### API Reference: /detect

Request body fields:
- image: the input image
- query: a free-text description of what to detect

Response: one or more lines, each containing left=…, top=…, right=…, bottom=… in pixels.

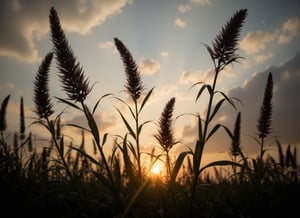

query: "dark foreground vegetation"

left=1, top=7, right=299, bottom=218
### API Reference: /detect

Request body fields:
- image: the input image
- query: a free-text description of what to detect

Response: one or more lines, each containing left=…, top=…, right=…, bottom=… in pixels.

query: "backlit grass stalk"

left=0, top=94, right=10, bottom=140
left=114, top=37, right=153, bottom=185
left=49, top=6, right=119, bottom=204
left=257, top=72, right=273, bottom=160
left=154, top=97, right=178, bottom=181
left=189, top=8, right=248, bottom=209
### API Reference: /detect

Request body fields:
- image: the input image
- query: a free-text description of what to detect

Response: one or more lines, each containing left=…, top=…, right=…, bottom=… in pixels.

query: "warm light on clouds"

left=254, top=52, right=274, bottom=63
left=279, top=18, right=300, bottom=44
left=178, top=4, right=191, bottom=13
left=174, top=18, right=186, bottom=28
left=160, top=52, right=169, bottom=57
left=138, top=58, right=160, bottom=75
left=180, top=69, right=214, bottom=84
left=240, top=30, right=275, bottom=54
left=190, top=0, right=211, bottom=5
left=0, top=0, right=130, bottom=63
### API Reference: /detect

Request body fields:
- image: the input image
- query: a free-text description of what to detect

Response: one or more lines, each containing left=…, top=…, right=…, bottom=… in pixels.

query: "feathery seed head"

left=257, top=72, right=273, bottom=139
left=49, top=7, right=91, bottom=102
left=155, top=97, right=176, bottom=151
left=212, top=9, right=248, bottom=67
left=114, top=37, right=144, bottom=99
left=231, top=112, right=241, bottom=157
left=33, top=52, right=54, bottom=119
left=0, top=94, right=10, bottom=131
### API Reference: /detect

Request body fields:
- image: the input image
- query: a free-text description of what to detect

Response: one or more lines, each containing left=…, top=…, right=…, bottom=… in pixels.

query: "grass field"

left=1, top=7, right=299, bottom=218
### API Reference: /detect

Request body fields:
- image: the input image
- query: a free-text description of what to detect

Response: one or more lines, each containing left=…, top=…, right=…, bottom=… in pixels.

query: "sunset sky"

left=1, top=0, right=300, bottom=167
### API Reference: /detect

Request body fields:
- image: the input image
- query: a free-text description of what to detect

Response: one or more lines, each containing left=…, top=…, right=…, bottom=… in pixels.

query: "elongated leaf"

left=202, top=43, right=216, bottom=65
left=127, top=140, right=138, bottom=161
left=137, top=120, right=152, bottom=136
left=115, top=107, right=136, bottom=140
left=114, top=97, right=136, bottom=120
left=122, top=134, right=135, bottom=181
left=197, top=113, right=203, bottom=141
left=102, top=132, right=109, bottom=146
left=206, top=124, right=221, bottom=142
left=64, top=123, right=90, bottom=133
left=48, top=120, right=56, bottom=136
left=194, top=139, right=204, bottom=173
left=139, top=87, right=154, bottom=113
left=59, top=136, right=64, bottom=155
left=169, top=151, right=191, bottom=187
left=199, top=160, right=243, bottom=174
left=195, top=84, right=207, bottom=102
left=222, top=124, right=233, bottom=141
left=71, top=146, right=100, bottom=166
left=189, top=81, right=204, bottom=91
left=83, top=104, right=100, bottom=145
left=92, top=93, right=113, bottom=115
left=55, top=96, right=82, bottom=111
left=209, top=98, right=225, bottom=122
left=215, top=91, right=241, bottom=110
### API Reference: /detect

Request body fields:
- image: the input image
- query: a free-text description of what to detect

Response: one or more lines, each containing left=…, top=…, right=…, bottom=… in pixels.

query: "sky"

left=1, top=0, right=300, bottom=169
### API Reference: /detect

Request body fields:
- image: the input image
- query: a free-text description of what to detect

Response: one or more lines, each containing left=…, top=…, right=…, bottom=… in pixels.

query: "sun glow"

left=151, top=166, right=161, bottom=175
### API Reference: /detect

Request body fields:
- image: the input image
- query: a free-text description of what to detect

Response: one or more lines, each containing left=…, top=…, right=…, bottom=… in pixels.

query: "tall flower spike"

left=231, top=111, right=241, bottom=157
left=114, top=37, right=144, bottom=99
left=20, top=96, right=25, bottom=140
left=0, top=94, right=10, bottom=131
left=33, top=52, right=54, bottom=119
left=154, top=97, right=176, bottom=152
left=257, top=72, right=273, bottom=139
left=49, top=7, right=91, bottom=102
left=212, top=9, right=248, bottom=67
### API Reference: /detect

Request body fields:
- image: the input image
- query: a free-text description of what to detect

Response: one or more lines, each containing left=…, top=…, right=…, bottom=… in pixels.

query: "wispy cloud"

left=174, top=18, right=186, bottom=28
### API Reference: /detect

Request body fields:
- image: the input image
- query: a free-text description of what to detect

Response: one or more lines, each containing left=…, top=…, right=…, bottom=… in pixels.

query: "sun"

left=151, top=166, right=161, bottom=175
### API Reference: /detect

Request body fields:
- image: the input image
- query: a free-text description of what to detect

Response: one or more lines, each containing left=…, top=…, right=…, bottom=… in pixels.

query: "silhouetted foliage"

left=114, top=37, right=144, bottom=99
left=33, top=52, right=54, bottom=119
left=257, top=72, right=273, bottom=139
left=49, top=7, right=92, bottom=103
left=0, top=94, right=10, bottom=132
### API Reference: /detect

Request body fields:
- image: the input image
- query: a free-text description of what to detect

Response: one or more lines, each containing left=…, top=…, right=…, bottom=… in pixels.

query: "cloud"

left=99, top=40, right=114, bottom=49
left=224, top=52, right=300, bottom=150
left=190, top=0, right=211, bottom=5
left=240, top=31, right=276, bottom=54
left=160, top=52, right=169, bottom=57
left=180, top=68, right=214, bottom=84
left=254, top=53, right=274, bottom=63
left=0, top=0, right=130, bottom=63
left=174, top=18, right=186, bottom=28
left=240, top=17, right=300, bottom=55
left=138, top=58, right=160, bottom=75
left=67, top=112, right=117, bottom=134
left=178, top=4, right=191, bottom=13
left=279, top=18, right=300, bottom=44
